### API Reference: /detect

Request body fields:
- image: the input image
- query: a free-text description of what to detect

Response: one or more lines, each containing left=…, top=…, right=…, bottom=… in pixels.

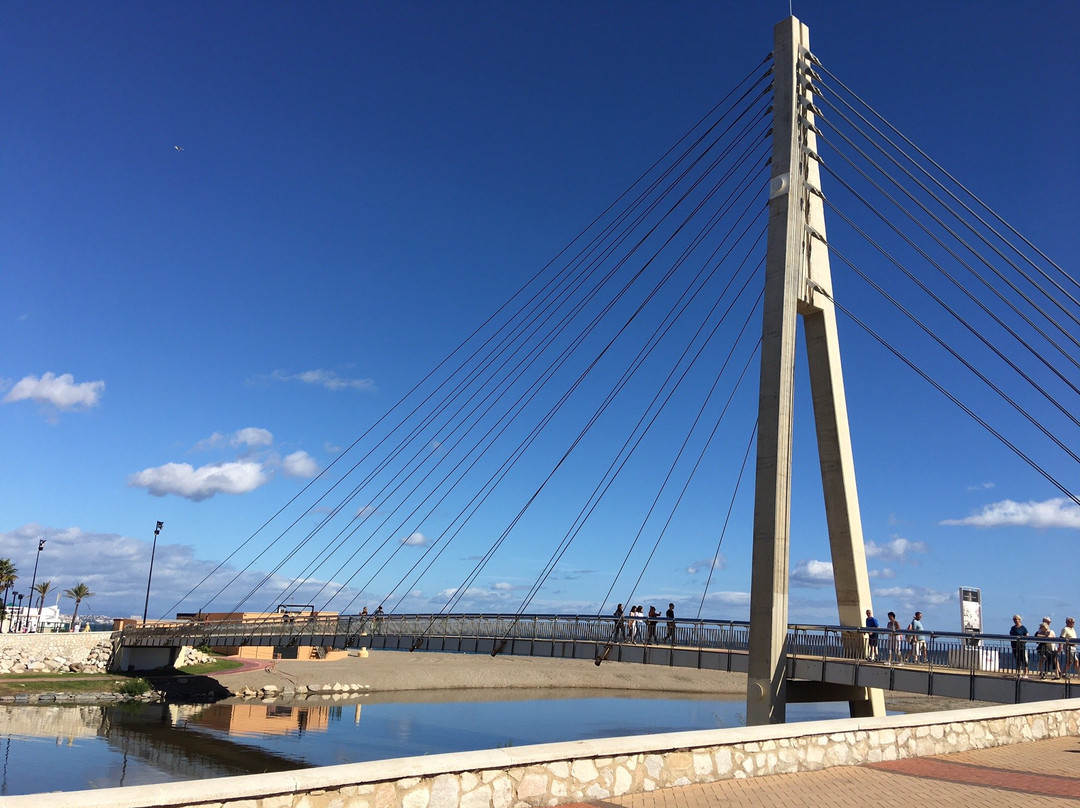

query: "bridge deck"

left=120, top=614, right=1078, bottom=705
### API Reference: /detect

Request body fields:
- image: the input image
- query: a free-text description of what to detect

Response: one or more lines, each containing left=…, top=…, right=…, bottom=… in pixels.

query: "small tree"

left=33, top=581, right=54, bottom=626
left=64, top=583, right=95, bottom=629
left=0, top=559, right=17, bottom=626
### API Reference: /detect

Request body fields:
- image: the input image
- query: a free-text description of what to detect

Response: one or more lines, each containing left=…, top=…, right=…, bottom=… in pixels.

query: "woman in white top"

left=1061, top=616, right=1079, bottom=676
left=1035, top=619, right=1059, bottom=678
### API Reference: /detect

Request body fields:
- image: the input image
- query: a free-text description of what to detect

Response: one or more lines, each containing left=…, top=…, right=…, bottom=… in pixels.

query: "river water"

left=0, top=690, right=850, bottom=795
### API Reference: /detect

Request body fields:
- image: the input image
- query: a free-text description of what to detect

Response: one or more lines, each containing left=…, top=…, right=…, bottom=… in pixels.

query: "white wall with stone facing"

left=4, top=699, right=1077, bottom=808
left=0, top=631, right=116, bottom=674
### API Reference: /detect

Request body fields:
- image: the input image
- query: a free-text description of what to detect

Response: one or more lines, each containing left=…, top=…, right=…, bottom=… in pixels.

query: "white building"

left=4, top=604, right=65, bottom=633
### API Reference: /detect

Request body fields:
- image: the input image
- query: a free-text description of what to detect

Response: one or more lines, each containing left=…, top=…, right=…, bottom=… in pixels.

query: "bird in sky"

left=173, top=145, right=184, bottom=151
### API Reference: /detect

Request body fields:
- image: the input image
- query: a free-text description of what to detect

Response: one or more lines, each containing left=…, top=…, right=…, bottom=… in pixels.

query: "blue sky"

left=1, top=1, right=1077, bottom=634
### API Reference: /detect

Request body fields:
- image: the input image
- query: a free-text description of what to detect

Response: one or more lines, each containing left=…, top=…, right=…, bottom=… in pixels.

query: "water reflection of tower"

left=297, top=709, right=308, bottom=735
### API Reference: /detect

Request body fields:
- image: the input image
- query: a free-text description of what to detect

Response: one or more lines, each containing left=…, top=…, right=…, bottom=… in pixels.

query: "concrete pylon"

left=745, top=16, right=884, bottom=725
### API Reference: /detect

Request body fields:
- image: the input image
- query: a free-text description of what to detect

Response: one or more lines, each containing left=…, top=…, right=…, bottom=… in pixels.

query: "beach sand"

left=208, top=650, right=986, bottom=713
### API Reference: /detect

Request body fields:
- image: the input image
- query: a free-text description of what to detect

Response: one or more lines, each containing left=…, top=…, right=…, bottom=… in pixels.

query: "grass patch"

left=175, top=657, right=245, bottom=675
left=0, top=674, right=123, bottom=697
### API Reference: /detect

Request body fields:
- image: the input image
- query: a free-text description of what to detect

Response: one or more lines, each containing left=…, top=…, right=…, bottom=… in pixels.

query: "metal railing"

left=788, top=623, right=1080, bottom=682
left=120, top=613, right=1078, bottom=684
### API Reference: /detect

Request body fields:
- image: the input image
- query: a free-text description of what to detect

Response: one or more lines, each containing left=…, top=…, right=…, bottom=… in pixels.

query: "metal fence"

left=787, top=623, right=1079, bottom=681
left=120, top=613, right=1078, bottom=684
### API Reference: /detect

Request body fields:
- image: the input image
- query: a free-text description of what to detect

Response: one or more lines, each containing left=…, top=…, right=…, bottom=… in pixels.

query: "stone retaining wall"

left=6, top=699, right=1077, bottom=808
left=0, top=631, right=116, bottom=674
left=0, top=632, right=215, bottom=676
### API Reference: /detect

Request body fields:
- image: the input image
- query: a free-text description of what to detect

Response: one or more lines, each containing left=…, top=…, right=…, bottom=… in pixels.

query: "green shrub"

left=116, top=677, right=151, bottom=697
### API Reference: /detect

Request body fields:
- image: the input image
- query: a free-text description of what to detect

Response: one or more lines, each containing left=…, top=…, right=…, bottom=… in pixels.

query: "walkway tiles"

left=568, top=735, right=1080, bottom=807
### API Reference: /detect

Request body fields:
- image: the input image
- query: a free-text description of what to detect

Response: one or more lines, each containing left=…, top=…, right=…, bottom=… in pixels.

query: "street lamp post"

left=14, top=594, right=23, bottom=632
left=27, top=540, right=44, bottom=633
left=142, top=521, right=164, bottom=626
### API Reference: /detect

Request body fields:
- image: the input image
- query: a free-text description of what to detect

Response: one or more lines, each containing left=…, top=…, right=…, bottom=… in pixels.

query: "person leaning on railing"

left=1061, top=617, right=1078, bottom=676
left=886, top=612, right=902, bottom=663
left=1034, top=618, right=1059, bottom=678
left=906, top=612, right=926, bottom=663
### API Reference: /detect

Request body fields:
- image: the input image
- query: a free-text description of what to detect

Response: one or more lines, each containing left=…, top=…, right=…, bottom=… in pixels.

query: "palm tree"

left=0, top=559, right=17, bottom=628
left=33, top=581, right=53, bottom=627
left=64, top=583, right=95, bottom=630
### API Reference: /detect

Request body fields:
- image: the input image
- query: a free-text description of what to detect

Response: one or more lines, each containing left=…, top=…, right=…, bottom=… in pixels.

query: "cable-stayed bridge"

left=129, top=17, right=1078, bottom=723
left=120, top=612, right=1077, bottom=705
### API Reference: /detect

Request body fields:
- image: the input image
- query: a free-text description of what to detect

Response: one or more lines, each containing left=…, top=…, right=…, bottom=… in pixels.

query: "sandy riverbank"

left=207, top=650, right=986, bottom=713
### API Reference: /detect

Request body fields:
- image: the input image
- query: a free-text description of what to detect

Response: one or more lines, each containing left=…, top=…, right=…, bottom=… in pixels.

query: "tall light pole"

left=27, top=540, right=44, bottom=633
left=142, top=521, right=164, bottom=626
left=14, top=594, right=23, bottom=632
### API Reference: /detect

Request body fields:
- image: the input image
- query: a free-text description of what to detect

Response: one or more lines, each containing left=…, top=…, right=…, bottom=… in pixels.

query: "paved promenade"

left=570, top=734, right=1080, bottom=807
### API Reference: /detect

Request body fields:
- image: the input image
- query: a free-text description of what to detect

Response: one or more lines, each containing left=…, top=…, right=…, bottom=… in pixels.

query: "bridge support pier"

left=787, top=681, right=882, bottom=716
left=746, top=15, right=883, bottom=725
left=112, top=644, right=181, bottom=673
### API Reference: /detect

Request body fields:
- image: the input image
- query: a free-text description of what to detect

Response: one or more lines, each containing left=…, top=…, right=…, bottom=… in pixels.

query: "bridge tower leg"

left=746, top=16, right=884, bottom=725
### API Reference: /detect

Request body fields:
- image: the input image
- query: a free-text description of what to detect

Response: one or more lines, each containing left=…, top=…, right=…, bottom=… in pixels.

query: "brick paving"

left=567, top=735, right=1080, bottom=807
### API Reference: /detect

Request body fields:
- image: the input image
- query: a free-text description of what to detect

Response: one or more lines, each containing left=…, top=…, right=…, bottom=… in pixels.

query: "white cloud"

left=281, top=450, right=319, bottom=479
left=194, top=427, right=274, bottom=452
left=0, top=523, right=370, bottom=619
left=401, top=532, right=428, bottom=546
left=699, top=587, right=751, bottom=604
left=493, top=582, right=512, bottom=591
left=128, top=460, right=269, bottom=501
left=868, top=568, right=896, bottom=580
left=865, top=537, right=927, bottom=562
left=436, top=585, right=495, bottom=600
left=685, top=555, right=727, bottom=575
left=233, top=427, right=274, bottom=448
left=139, top=428, right=318, bottom=499
left=550, top=568, right=594, bottom=581
left=941, top=498, right=1080, bottom=529
left=967, top=482, right=995, bottom=491
left=193, top=432, right=228, bottom=451
left=2, top=372, right=104, bottom=411
left=271, top=369, right=376, bottom=393
left=873, top=585, right=953, bottom=608
left=790, top=559, right=834, bottom=588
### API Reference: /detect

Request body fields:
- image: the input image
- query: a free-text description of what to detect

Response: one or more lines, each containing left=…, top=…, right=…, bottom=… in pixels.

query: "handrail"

left=118, top=613, right=1076, bottom=685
